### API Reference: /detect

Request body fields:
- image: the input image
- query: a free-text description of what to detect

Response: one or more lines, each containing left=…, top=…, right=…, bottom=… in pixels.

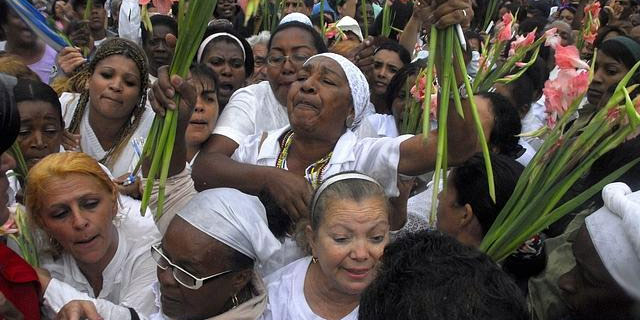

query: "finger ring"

left=462, top=9, right=467, bottom=17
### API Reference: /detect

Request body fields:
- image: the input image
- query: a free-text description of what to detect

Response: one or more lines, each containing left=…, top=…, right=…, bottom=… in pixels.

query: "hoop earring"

left=345, top=114, right=354, bottom=128
left=311, top=256, right=318, bottom=264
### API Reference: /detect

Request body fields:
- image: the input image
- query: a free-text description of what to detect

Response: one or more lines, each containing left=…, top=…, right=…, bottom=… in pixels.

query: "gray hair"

left=246, top=30, right=271, bottom=48
left=295, top=172, right=390, bottom=254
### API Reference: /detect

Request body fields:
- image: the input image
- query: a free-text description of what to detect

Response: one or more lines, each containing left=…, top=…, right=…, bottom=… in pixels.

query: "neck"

left=186, top=143, right=200, bottom=162
left=88, top=102, right=130, bottom=151
left=289, top=133, right=337, bottom=166
left=76, top=224, right=119, bottom=296
left=305, top=262, right=360, bottom=319
left=91, top=28, right=107, bottom=41
left=371, top=93, right=389, bottom=114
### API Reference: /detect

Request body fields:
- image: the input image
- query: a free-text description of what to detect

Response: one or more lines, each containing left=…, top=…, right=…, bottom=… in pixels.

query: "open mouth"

left=74, top=234, right=99, bottom=248
left=218, top=83, right=234, bottom=95
left=344, top=267, right=370, bottom=280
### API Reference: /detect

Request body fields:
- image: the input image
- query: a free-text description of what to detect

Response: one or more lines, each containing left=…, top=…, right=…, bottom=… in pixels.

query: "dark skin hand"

left=66, top=20, right=93, bottom=50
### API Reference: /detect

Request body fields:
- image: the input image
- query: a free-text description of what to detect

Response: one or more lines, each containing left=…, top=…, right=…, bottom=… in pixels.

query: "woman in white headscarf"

left=149, top=188, right=281, bottom=320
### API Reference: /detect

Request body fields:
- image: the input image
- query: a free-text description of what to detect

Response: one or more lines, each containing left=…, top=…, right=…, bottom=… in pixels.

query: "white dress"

left=261, top=257, right=359, bottom=320
left=232, top=126, right=412, bottom=197
left=41, top=201, right=161, bottom=319
left=213, top=81, right=289, bottom=145
left=59, top=92, right=155, bottom=178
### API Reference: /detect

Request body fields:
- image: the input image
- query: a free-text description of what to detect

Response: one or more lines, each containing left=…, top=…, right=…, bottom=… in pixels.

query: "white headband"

left=311, top=172, right=383, bottom=218
left=196, top=32, right=246, bottom=63
left=279, top=12, right=313, bottom=26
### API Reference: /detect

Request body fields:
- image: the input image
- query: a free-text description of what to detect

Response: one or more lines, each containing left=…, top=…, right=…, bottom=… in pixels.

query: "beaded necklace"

left=275, top=130, right=334, bottom=189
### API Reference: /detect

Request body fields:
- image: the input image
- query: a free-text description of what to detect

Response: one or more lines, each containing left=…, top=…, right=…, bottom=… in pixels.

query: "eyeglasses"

left=266, top=54, right=310, bottom=66
left=151, top=244, right=234, bottom=290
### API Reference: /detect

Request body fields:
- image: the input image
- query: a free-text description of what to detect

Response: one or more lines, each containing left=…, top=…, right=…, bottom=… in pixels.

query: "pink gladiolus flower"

left=509, top=31, right=536, bottom=56
left=515, top=62, right=527, bottom=67
left=543, top=69, right=589, bottom=128
left=584, top=2, right=601, bottom=19
left=544, top=27, right=561, bottom=49
left=410, top=75, right=427, bottom=102
left=555, top=45, right=590, bottom=70
left=429, top=93, right=438, bottom=120
left=497, top=13, right=514, bottom=42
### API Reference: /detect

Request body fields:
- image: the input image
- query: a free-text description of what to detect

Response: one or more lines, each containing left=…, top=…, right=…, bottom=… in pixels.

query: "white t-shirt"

left=59, top=92, right=155, bottom=177
left=231, top=126, right=412, bottom=197
left=41, top=201, right=160, bottom=319
left=213, top=81, right=288, bottom=145
left=261, top=257, right=359, bottom=320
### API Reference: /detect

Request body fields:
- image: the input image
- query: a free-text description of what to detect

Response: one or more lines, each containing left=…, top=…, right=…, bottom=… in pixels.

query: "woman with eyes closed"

left=196, top=28, right=254, bottom=111
left=25, top=152, right=160, bottom=319
left=59, top=38, right=155, bottom=178
left=261, top=172, right=391, bottom=320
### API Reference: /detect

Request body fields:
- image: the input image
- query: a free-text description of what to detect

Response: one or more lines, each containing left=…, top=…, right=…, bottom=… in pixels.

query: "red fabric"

left=0, top=242, right=41, bottom=320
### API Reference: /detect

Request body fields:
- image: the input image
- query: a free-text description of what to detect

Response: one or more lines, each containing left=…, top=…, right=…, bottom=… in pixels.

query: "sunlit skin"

left=87, top=54, right=141, bottom=150
left=16, top=100, right=63, bottom=169
left=37, top=174, right=118, bottom=296
left=268, top=28, right=318, bottom=107
left=369, top=49, right=404, bottom=113
left=202, top=41, right=246, bottom=108
left=587, top=51, right=630, bottom=106
left=305, top=197, right=390, bottom=318
left=143, top=24, right=175, bottom=77
left=185, top=76, right=219, bottom=161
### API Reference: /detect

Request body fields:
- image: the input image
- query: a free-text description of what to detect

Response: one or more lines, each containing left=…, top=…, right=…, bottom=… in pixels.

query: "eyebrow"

left=201, top=89, right=217, bottom=95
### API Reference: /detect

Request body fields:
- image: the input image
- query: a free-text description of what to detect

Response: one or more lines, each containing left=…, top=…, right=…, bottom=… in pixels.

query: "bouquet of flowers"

left=577, top=2, right=601, bottom=51
left=480, top=51, right=640, bottom=262
left=140, top=0, right=218, bottom=219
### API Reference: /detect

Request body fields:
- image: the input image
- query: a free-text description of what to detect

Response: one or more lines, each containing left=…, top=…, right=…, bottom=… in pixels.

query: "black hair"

left=506, top=58, right=548, bottom=116
left=258, top=191, right=292, bottom=238
left=518, top=17, right=548, bottom=37
left=141, top=14, right=178, bottom=46
left=200, top=26, right=255, bottom=78
left=477, top=91, right=523, bottom=158
left=71, top=0, right=106, bottom=12
left=0, top=74, right=19, bottom=154
left=385, top=58, right=427, bottom=111
left=358, top=230, right=529, bottom=320
left=465, top=30, right=482, bottom=44
left=370, top=1, right=413, bottom=40
left=189, top=63, right=220, bottom=113
left=594, top=25, right=629, bottom=49
left=303, top=0, right=314, bottom=8
left=558, top=5, right=577, bottom=15
left=268, top=21, right=328, bottom=54
left=376, top=40, right=411, bottom=66
left=13, top=79, right=63, bottom=125
left=0, top=0, right=8, bottom=25
left=451, top=153, right=524, bottom=236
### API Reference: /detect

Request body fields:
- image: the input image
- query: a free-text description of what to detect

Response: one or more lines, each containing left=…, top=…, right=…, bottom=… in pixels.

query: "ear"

left=459, top=204, right=475, bottom=228
left=305, top=225, right=316, bottom=256
left=231, top=269, right=253, bottom=293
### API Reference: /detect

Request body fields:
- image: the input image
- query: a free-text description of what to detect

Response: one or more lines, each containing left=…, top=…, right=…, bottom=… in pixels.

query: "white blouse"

left=231, top=126, right=412, bottom=197
left=213, top=81, right=289, bottom=146
left=59, top=92, right=155, bottom=178
left=41, top=200, right=161, bottom=319
left=261, top=257, right=359, bottom=320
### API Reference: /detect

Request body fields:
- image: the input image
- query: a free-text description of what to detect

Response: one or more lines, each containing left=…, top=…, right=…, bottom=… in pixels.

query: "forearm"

left=191, top=151, right=272, bottom=194
left=399, top=15, right=421, bottom=54
left=342, top=0, right=357, bottom=18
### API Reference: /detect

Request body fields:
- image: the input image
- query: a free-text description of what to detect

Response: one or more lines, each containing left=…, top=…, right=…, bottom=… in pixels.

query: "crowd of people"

left=1, top=0, right=640, bottom=319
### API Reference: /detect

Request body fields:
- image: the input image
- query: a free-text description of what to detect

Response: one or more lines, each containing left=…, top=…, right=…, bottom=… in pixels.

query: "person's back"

left=359, top=230, right=529, bottom=320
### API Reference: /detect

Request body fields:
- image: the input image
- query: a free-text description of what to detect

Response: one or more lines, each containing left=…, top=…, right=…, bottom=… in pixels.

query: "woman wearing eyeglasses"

left=24, top=152, right=160, bottom=319
left=149, top=188, right=281, bottom=320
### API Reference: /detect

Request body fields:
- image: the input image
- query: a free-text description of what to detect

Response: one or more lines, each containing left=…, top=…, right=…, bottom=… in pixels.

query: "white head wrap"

left=335, top=16, right=363, bottom=42
left=176, top=188, right=282, bottom=272
left=279, top=12, right=313, bottom=26
left=197, top=32, right=246, bottom=63
left=305, top=53, right=373, bottom=128
left=585, top=182, right=640, bottom=300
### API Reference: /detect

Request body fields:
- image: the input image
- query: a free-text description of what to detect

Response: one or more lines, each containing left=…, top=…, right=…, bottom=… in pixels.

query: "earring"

left=345, top=114, right=355, bottom=128
left=311, top=256, right=318, bottom=264
left=231, top=294, right=239, bottom=309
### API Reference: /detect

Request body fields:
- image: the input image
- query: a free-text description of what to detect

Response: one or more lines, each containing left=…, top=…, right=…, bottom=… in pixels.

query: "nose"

left=194, top=98, right=206, bottom=113
left=0, top=153, right=16, bottom=174
left=32, top=131, right=46, bottom=150
left=349, top=239, right=369, bottom=261
left=71, top=209, right=90, bottom=230
left=157, top=266, right=178, bottom=287
left=221, top=63, right=233, bottom=77
left=591, top=69, right=604, bottom=85
left=557, top=267, right=577, bottom=295
left=300, top=77, right=317, bottom=94
left=281, top=57, right=296, bottom=75
left=108, top=77, right=123, bottom=92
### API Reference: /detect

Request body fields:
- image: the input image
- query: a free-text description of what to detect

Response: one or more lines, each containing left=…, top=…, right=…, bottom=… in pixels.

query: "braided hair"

left=68, top=38, right=149, bottom=168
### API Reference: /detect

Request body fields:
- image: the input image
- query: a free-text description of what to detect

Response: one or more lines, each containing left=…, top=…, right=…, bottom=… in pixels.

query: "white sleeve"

left=352, top=135, right=413, bottom=197
left=230, top=133, right=264, bottom=165
left=213, top=90, right=258, bottom=145
left=44, top=279, right=151, bottom=320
